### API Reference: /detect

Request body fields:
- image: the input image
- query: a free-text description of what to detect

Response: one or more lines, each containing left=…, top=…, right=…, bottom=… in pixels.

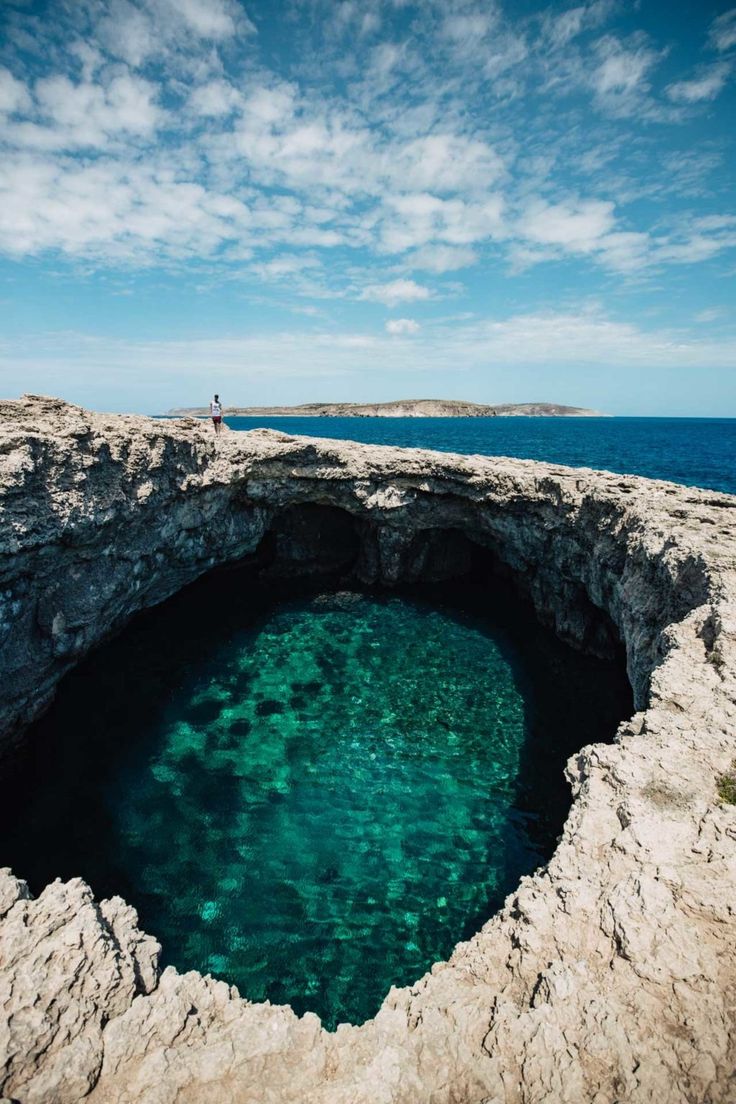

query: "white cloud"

left=462, top=310, right=736, bottom=366
left=485, top=34, right=528, bottom=83
left=694, top=308, right=725, bottom=324
left=439, top=8, right=527, bottom=91
left=542, top=2, right=613, bottom=49
left=94, top=0, right=251, bottom=67
left=543, top=6, right=586, bottom=48
left=578, top=33, right=670, bottom=120
left=243, top=83, right=296, bottom=126
left=442, top=12, right=496, bottom=45
left=521, top=198, right=615, bottom=250
left=0, top=155, right=254, bottom=259
left=163, top=0, right=241, bottom=39
left=593, top=35, right=658, bottom=97
left=406, top=244, right=478, bottom=272
left=360, top=278, right=432, bottom=305
left=0, top=0, right=733, bottom=291
left=96, top=2, right=158, bottom=67
left=326, top=1, right=382, bottom=41
left=4, top=311, right=736, bottom=411
left=596, top=230, right=650, bottom=272
left=512, top=200, right=658, bottom=273
left=692, top=214, right=736, bottom=231
left=656, top=238, right=733, bottom=265
left=652, top=215, right=736, bottom=266
left=215, top=99, right=504, bottom=207
left=709, top=9, right=736, bottom=53
left=250, top=253, right=322, bottom=280
left=363, top=40, right=404, bottom=91
left=189, top=80, right=241, bottom=117
left=386, top=318, right=420, bottom=334
left=379, top=193, right=505, bottom=253
left=40, top=73, right=161, bottom=141
left=392, top=134, right=504, bottom=194
left=666, top=64, right=731, bottom=104
left=0, top=68, right=31, bottom=115
left=0, top=73, right=163, bottom=154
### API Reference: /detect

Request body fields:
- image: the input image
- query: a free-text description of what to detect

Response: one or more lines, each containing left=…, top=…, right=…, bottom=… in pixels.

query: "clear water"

left=223, top=416, right=736, bottom=496
left=1, top=574, right=631, bottom=1029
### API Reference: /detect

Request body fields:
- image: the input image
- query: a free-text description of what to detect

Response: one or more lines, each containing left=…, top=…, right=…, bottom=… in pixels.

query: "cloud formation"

left=0, top=0, right=732, bottom=289
left=361, top=279, right=432, bottom=306
left=709, top=9, right=736, bottom=53
left=4, top=309, right=734, bottom=399
left=0, top=0, right=734, bottom=419
left=386, top=318, right=420, bottom=334
left=667, top=63, right=731, bottom=103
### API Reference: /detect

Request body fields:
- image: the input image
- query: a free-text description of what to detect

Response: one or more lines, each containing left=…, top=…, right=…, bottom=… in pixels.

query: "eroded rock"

left=0, top=396, right=735, bottom=1103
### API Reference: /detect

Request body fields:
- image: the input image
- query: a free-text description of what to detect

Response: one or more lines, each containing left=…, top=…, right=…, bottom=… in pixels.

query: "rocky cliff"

left=0, top=395, right=735, bottom=1104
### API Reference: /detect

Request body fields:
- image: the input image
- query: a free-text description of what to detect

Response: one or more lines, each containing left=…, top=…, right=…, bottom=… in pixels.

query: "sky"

left=0, top=0, right=735, bottom=415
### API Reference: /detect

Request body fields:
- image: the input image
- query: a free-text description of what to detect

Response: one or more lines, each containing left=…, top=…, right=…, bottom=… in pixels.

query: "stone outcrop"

left=0, top=394, right=734, bottom=1104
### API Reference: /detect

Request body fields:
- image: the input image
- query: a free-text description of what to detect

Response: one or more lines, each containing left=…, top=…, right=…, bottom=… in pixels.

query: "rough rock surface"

left=0, top=395, right=734, bottom=1104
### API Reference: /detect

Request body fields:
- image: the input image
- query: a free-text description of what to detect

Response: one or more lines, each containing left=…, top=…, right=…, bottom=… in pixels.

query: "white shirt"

left=210, top=401, right=222, bottom=416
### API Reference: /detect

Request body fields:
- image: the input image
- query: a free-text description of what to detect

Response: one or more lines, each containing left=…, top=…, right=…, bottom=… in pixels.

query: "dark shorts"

left=212, top=416, right=222, bottom=424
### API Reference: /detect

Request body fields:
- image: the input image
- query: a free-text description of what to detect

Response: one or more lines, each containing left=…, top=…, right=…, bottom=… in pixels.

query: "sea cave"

left=0, top=516, right=631, bottom=1029
left=1, top=400, right=733, bottom=1104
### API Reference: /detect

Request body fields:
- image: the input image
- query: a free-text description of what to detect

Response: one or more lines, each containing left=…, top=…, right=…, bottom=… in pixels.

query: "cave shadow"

left=0, top=505, right=633, bottom=1027
left=385, top=542, right=633, bottom=945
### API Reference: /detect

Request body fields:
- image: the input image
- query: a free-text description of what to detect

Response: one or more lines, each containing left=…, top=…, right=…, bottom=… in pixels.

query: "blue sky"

left=0, top=0, right=735, bottom=415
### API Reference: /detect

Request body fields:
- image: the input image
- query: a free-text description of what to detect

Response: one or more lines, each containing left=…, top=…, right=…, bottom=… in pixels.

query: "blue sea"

left=224, top=416, right=736, bottom=497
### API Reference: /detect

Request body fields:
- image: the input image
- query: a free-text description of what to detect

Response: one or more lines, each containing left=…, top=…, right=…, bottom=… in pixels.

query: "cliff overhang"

left=1, top=396, right=734, bottom=1104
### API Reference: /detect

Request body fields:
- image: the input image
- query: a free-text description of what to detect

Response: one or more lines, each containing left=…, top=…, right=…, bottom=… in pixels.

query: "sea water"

left=224, top=416, right=736, bottom=496
left=1, top=576, right=630, bottom=1029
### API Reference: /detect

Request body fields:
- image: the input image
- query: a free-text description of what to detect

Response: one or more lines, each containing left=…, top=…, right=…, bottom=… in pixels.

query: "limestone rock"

left=0, top=395, right=735, bottom=1103
left=0, top=872, right=159, bottom=1103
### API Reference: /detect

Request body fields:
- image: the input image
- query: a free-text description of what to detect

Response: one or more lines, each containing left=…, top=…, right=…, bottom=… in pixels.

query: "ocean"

left=224, top=416, right=736, bottom=496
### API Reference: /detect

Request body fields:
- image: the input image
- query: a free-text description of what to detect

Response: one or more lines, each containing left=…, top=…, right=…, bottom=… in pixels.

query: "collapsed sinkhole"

left=0, top=505, right=632, bottom=1030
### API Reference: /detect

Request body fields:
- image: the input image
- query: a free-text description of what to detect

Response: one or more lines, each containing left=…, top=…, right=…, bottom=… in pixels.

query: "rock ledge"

left=0, top=396, right=734, bottom=1104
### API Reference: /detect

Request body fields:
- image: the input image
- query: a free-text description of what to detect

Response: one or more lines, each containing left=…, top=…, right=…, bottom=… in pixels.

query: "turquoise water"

left=224, top=416, right=736, bottom=495
left=1, top=575, right=630, bottom=1028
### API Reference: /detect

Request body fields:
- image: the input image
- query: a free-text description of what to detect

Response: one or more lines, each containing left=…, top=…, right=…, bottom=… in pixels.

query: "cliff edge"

left=0, top=395, right=734, bottom=1104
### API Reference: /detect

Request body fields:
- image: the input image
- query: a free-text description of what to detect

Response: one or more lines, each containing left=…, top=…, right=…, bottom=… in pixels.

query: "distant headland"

left=169, top=399, right=607, bottom=418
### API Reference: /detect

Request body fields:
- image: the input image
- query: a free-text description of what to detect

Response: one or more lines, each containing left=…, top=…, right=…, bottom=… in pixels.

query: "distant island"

left=169, top=399, right=607, bottom=418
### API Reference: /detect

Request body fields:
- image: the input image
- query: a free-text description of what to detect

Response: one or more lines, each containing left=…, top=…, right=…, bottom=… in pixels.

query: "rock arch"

left=0, top=397, right=734, bottom=1104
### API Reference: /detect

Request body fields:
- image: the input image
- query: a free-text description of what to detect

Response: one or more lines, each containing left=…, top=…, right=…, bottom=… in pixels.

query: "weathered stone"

left=0, top=395, right=735, bottom=1103
left=0, top=872, right=160, bottom=1104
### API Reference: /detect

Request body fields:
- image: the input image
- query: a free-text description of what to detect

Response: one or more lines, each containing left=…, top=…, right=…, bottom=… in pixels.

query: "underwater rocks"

left=1, top=394, right=735, bottom=1103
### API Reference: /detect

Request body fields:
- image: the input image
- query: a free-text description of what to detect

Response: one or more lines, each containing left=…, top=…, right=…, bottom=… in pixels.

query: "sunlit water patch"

left=1, top=576, right=631, bottom=1029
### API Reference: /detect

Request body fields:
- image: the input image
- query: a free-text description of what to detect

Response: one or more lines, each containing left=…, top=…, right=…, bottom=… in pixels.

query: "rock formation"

left=0, top=394, right=734, bottom=1104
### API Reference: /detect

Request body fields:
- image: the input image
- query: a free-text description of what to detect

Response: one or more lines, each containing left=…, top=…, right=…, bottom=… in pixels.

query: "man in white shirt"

left=209, top=394, right=223, bottom=435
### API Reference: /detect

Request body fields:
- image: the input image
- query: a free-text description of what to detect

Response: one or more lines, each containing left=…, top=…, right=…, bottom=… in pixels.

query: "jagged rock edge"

left=0, top=396, right=734, bottom=1104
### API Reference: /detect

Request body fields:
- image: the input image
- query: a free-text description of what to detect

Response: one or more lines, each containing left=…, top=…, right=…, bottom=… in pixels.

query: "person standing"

left=209, top=393, right=223, bottom=435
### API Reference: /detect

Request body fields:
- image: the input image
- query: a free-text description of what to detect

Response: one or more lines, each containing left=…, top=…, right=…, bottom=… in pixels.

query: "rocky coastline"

left=1, top=395, right=734, bottom=1104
